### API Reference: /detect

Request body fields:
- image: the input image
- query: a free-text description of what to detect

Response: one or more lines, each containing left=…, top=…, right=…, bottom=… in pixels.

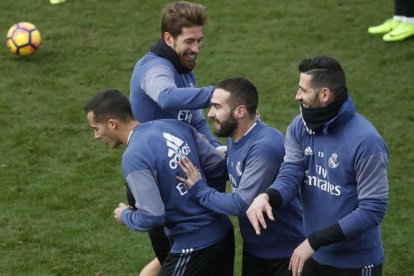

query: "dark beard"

left=179, top=55, right=196, bottom=70
left=215, top=118, right=238, bottom=137
left=150, top=38, right=192, bottom=74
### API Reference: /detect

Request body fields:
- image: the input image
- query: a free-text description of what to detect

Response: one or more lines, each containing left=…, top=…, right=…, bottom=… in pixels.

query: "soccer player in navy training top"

left=246, top=56, right=389, bottom=276
left=84, top=89, right=234, bottom=276
left=177, top=77, right=305, bottom=276
left=130, top=1, right=219, bottom=148
left=129, top=3, right=223, bottom=273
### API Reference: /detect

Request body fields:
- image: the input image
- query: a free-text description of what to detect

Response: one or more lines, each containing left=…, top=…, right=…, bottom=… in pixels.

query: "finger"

left=182, top=157, right=195, bottom=173
left=181, top=156, right=191, bottom=169
left=176, top=175, right=186, bottom=183
left=289, top=256, right=298, bottom=276
left=253, top=223, right=262, bottom=235
left=297, top=259, right=304, bottom=276
left=177, top=160, right=188, bottom=174
left=114, top=208, right=120, bottom=218
left=177, top=160, right=184, bottom=170
left=289, top=255, right=297, bottom=270
left=266, top=204, right=275, bottom=221
left=246, top=211, right=261, bottom=235
left=257, top=210, right=267, bottom=230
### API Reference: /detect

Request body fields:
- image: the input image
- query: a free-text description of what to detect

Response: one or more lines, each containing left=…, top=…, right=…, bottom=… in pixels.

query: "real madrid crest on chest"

left=236, top=161, right=243, bottom=176
left=328, top=152, right=339, bottom=169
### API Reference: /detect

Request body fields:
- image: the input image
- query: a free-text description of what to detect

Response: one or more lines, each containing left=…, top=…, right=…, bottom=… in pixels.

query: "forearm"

left=189, top=180, right=249, bottom=216
left=307, top=223, right=346, bottom=251
left=339, top=152, right=388, bottom=238
left=121, top=209, right=165, bottom=232
left=339, top=198, right=387, bottom=238
left=158, top=86, right=214, bottom=109
left=265, top=162, right=303, bottom=208
left=143, top=66, right=214, bottom=110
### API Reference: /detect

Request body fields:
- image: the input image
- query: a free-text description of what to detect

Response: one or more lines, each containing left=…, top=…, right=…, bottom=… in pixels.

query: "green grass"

left=1, top=0, right=413, bottom=275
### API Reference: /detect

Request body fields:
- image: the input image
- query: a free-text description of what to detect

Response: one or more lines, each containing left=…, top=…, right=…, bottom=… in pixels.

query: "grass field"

left=1, top=0, right=413, bottom=275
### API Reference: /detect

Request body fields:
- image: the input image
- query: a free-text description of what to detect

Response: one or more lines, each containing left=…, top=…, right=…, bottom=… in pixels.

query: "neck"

left=231, top=118, right=256, bottom=142
left=300, top=91, right=348, bottom=134
left=121, top=120, right=139, bottom=145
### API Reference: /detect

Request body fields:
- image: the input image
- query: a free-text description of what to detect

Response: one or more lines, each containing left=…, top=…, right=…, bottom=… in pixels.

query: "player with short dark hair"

left=84, top=89, right=234, bottom=276
left=177, top=77, right=305, bottom=276
left=246, top=56, right=389, bottom=276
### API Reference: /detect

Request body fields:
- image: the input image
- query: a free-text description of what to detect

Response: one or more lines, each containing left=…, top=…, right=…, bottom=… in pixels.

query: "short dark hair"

left=299, top=56, right=347, bottom=98
left=84, top=89, right=133, bottom=123
left=161, top=1, right=207, bottom=38
left=216, top=77, right=258, bottom=118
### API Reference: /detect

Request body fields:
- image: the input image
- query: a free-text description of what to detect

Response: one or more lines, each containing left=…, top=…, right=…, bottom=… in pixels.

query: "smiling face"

left=165, top=26, right=203, bottom=70
left=87, top=111, right=121, bottom=148
left=207, top=88, right=238, bottom=138
left=295, top=73, right=325, bottom=109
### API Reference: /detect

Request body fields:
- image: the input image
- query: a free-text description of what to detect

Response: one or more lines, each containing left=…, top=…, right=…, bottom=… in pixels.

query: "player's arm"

left=177, top=156, right=247, bottom=215
left=246, top=124, right=304, bottom=233
left=337, top=146, right=388, bottom=241
left=299, top=139, right=389, bottom=252
left=119, top=170, right=166, bottom=231
left=179, top=158, right=279, bottom=216
left=192, top=131, right=227, bottom=192
left=142, top=65, right=214, bottom=110
left=265, top=125, right=305, bottom=207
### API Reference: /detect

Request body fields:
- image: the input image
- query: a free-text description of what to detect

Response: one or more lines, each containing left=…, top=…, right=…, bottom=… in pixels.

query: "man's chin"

left=109, top=143, right=121, bottom=149
left=214, top=129, right=226, bottom=138
left=181, top=60, right=196, bottom=70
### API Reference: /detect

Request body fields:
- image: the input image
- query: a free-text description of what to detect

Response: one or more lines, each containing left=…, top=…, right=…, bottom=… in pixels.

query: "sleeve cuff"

left=265, top=188, right=283, bottom=209
left=307, top=223, right=346, bottom=251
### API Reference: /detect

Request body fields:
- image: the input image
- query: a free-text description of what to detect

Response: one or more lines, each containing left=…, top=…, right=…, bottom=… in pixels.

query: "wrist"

left=260, top=193, right=269, bottom=201
left=265, top=188, right=283, bottom=209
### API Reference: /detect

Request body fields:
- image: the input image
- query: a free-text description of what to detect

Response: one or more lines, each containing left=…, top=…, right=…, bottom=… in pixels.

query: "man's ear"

left=107, top=118, right=118, bottom=130
left=233, top=105, right=247, bottom=119
left=320, top=88, right=333, bottom=105
left=163, top=32, right=174, bottom=47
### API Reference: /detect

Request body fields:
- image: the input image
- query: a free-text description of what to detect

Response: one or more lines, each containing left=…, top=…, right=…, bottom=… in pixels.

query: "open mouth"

left=185, top=52, right=196, bottom=62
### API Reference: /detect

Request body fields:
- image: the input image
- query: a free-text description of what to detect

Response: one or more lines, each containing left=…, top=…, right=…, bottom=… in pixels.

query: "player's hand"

left=246, top=193, right=274, bottom=235
left=289, top=239, right=315, bottom=276
left=216, top=145, right=227, bottom=158
left=176, top=156, right=201, bottom=188
left=114, top=202, right=128, bottom=224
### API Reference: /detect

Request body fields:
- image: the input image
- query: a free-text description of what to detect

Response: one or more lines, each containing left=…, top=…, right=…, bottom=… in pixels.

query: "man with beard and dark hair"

left=130, top=1, right=219, bottom=148
left=176, top=77, right=305, bottom=276
left=129, top=2, right=225, bottom=275
left=246, top=56, right=389, bottom=276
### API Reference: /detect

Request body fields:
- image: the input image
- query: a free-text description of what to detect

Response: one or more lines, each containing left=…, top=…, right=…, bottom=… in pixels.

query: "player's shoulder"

left=255, top=121, right=284, bottom=142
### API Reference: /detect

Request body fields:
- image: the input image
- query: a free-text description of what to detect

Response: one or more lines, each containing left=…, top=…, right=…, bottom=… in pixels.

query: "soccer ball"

left=6, top=22, right=42, bottom=57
